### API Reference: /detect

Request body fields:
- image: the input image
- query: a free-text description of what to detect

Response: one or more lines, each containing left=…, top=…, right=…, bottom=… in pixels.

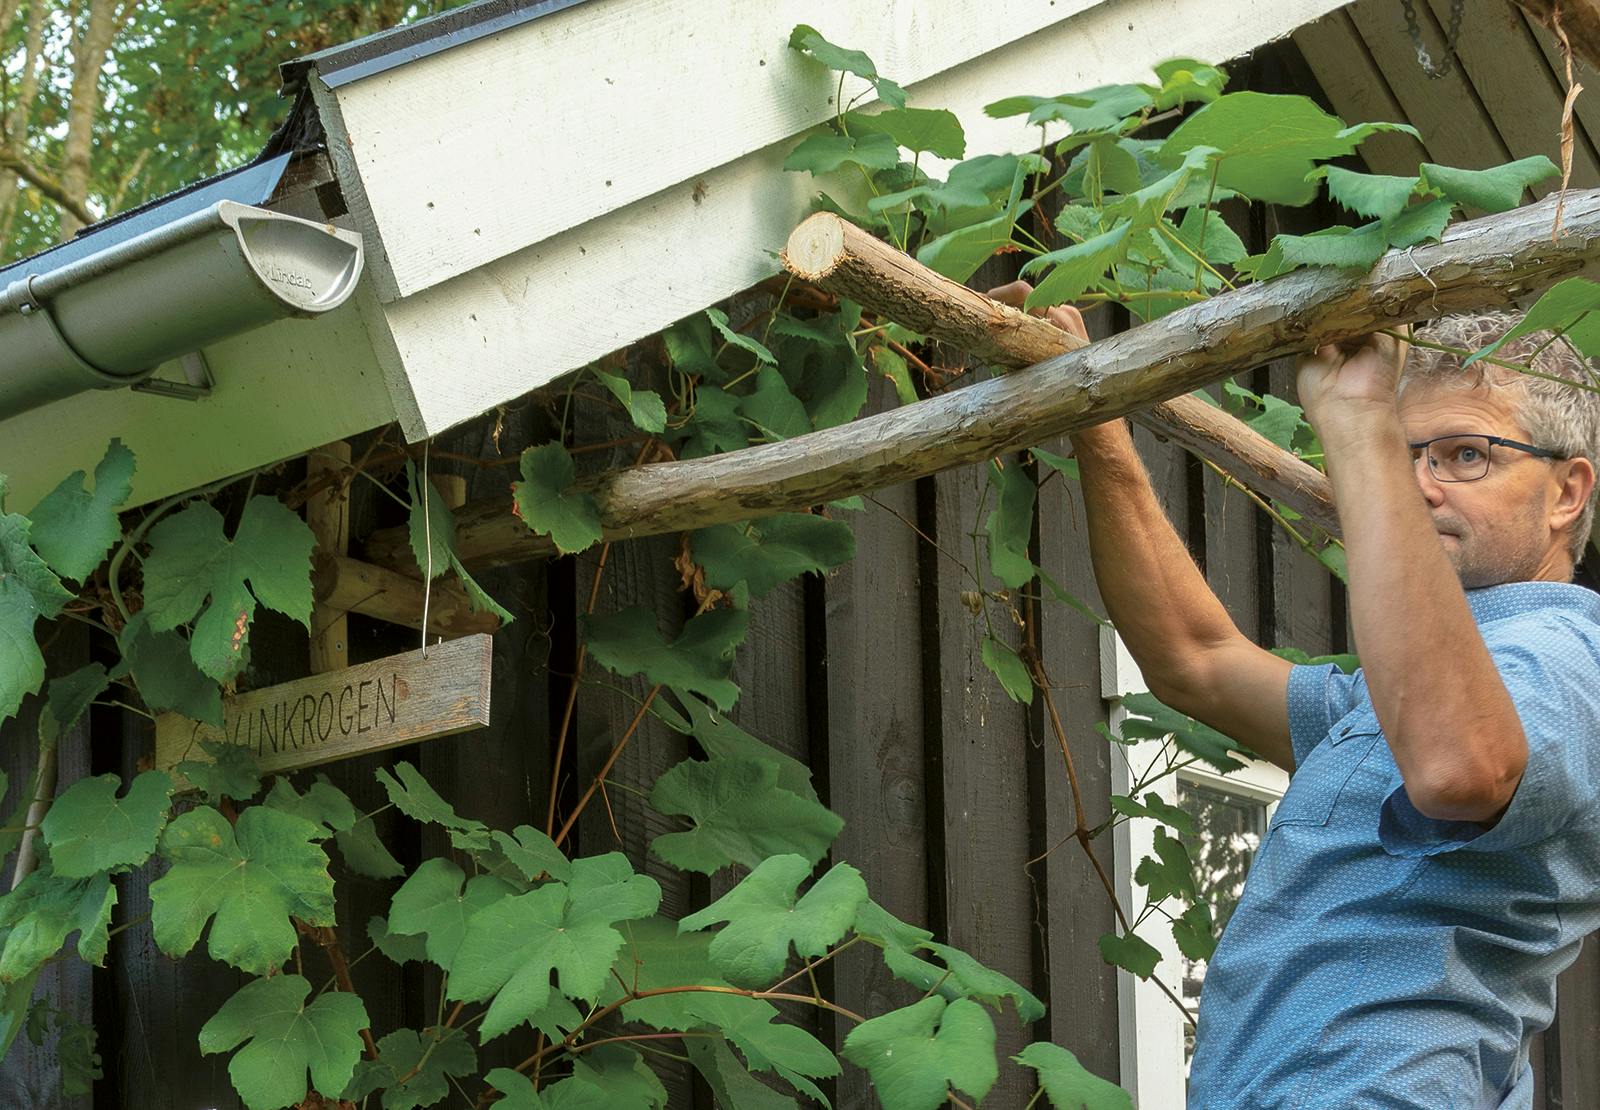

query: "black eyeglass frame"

left=1406, top=434, right=1563, bottom=483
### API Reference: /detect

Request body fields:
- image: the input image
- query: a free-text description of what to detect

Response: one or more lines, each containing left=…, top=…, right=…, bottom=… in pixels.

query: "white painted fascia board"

left=0, top=270, right=399, bottom=510
left=374, top=0, right=1348, bottom=441
left=319, top=0, right=1105, bottom=302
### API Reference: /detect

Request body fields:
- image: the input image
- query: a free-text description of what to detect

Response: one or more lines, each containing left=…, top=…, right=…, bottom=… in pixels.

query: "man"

left=991, top=287, right=1600, bottom=1108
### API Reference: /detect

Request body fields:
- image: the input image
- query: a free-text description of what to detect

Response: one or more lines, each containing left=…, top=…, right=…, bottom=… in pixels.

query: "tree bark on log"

left=781, top=211, right=1339, bottom=535
left=363, top=189, right=1600, bottom=575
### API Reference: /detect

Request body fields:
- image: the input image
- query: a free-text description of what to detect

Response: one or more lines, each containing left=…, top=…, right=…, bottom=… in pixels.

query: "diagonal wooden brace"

left=359, top=189, right=1600, bottom=574
left=780, top=211, right=1340, bottom=535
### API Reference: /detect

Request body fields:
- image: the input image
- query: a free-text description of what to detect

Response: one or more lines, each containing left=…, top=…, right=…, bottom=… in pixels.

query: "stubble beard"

left=1436, top=503, right=1550, bottom=589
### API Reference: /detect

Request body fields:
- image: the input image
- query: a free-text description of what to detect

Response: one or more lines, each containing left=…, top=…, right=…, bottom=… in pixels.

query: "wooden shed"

left=1, top=0, right=1597, bottom=1106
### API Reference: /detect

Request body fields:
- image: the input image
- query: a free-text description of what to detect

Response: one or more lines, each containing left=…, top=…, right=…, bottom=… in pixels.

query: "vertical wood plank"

left=570, top=363, right=695, bottom=1106
left=1034, top=310, right=1121, bottom=1084
left=1421, top=0, right=1600, bottom=194
left=308, top=441, right=352, bottom=675
left=822, top=383, right=930, bottom=1108
left=1293, top=11, right=1431, bottom=174
left=1553, top=937, right=1600, bottom=1106
left=1346, top=0, right=1515, bottom=179
left=929, top=449, right=1036, bottom=1105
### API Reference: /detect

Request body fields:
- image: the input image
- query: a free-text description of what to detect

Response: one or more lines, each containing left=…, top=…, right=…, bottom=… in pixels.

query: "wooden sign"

left=156, top=634, right=493, bottom=778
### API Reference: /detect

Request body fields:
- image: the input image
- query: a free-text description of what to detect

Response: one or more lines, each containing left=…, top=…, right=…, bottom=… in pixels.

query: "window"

left=1100, top=628, right=1289, bottom=1107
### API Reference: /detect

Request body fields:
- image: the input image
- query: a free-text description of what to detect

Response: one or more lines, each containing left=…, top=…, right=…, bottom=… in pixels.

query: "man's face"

left=1397, top=380, right=1570, bottom=588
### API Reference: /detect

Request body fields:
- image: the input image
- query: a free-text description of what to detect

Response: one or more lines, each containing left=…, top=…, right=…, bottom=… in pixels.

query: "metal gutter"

left=0, top=200, right=363, bottom=418
left=279, top=0, right=594, bottom=93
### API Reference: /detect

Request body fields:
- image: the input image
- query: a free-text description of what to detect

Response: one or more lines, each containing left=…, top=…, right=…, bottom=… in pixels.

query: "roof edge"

left=279, top=0, right=594, bottom=95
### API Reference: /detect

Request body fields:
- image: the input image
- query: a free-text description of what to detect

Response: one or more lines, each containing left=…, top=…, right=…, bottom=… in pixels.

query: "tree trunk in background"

left=56, top=0, right=126, bottom=240
left=0, top=0, right=50, bottom=245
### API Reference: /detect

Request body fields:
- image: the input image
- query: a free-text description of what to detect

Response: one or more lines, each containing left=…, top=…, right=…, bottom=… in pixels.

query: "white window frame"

left=1099, top=627, right=1289, bottom=1107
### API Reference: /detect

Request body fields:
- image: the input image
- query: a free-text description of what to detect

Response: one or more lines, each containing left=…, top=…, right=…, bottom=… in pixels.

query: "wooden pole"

left=361, top=188, right=1600, bottom=575
left=312, top=554, right=500, bottom=639
left=781, top=211, right=1339, bottom=534
left=307, top=441, right=351, bottom=673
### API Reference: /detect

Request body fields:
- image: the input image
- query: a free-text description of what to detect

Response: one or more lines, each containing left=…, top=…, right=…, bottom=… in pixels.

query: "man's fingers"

left=986, top=280, right=1033, bottom=309
left=1048, top=304, right=1089, bottom=341
left=986, top=281, right=1090, bottom=341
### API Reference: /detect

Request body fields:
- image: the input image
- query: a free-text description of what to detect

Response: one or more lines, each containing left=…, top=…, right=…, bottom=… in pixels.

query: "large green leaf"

left=678, top=854, right=867, bottom=986
left=1015, top=1042, right=1132, bottom=1110
left=981, top=637, right=1034, bottom=705
left=783, top=131, right=901, bottom=175
left=539, top=1045, right=668, bottom=1109
left=27, top=438, right=134, bottom=582
left=852, top=107, right=965, bottom=159
left=1160, top=93, right=1404, bottom=204
left=0, top=865, right=116, bottom=981
left=583, top=606, right=747, bottom=711
left=739, top=367, right=812, bottom=441
left=40, top=770, right=173, bottom=878
left=512, top=443, right=603, bottom=557
left=1134, top=826, right=1197, bottom=902
left=116, top=612, right=223, bottom=726
left=405, top=460, right=512, bottom=625
left=140, top=496, right=316, bottom=681
left=663, top=693, right=821, bottom=800
left=450, top=853, right=661, bottom=1040
left=679, top=386, right=748, bottom=458
left=916, top=157, right=1036, bottom=282
left=1117, top=691, right=1247, bottom=772
left=1467, top=276, right=1600, bottom=364
left=1148, top=58, right=1228, bottom=109
left=198, top=974, right=368, bottom=1110
left=343, top=1026, right=477, bottom=1110
left=0, top=507, right=73, bottom=723
left=605, top=918, right=839, bottom=1092
left=691, top=513, right=855, bottom=597
left=707, top=307, right=777, bottom=367
left=787, top=24, right=906, bottom=107
left=592, top=368, right=667, bottom=434
left=688, top=1036, right=799, bottom=1110
left=1097, top=930, right=1161, bottom=978
left=263, top=776, right=403, bottom=879
left=149, top=805, right=333, bottom=974
left=387, top=857, right=517, bottom=971
left=985, top=459, right=1036, bottom=589
left=1314, top=165, right=1420, bottom=222
left=39, top=663, right=109, bottom=748
left=1022, top=220, right=1132, bottom=308
left=177, top=739, right=262, bottom=804
left=841, top=996, right=998, bottom=1110
left=650, top=755, right=843, bottom=872
left=881, top=940, right=1044, bottom=1023
left=1420, top=155, right=1558, bottom=214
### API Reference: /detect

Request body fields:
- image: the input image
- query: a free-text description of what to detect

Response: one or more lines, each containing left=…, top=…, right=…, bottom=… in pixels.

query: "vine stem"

left=1378, top=329, right=1600, bottom=395
left=546, top=439, right=655, bottom=837
left=1020, top=627, right=1197, bottom=1030
left=295, top=921, right=380, bottom=1060
left=553, top=591, right=717, bottom=849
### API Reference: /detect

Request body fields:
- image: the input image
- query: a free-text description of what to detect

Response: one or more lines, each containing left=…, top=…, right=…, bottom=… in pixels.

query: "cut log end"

left=782, top=212, right=849, bottom=281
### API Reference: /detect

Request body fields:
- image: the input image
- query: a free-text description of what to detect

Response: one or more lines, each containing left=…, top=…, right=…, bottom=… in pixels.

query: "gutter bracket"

left=130, top=351, right=214, bottom=401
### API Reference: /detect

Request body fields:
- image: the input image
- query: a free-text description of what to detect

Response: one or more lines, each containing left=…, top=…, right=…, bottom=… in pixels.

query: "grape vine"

left=1, top=24, right=1597, bottom=1110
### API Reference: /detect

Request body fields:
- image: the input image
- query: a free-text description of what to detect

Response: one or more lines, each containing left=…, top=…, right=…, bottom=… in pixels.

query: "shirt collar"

left=1465, top=581, right=1600, bottom=626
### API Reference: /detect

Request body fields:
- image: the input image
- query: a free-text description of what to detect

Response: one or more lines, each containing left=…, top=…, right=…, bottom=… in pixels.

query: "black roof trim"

left=280, top=0, right=594, bottom=94
left=0, top=154, right=292, bottom=286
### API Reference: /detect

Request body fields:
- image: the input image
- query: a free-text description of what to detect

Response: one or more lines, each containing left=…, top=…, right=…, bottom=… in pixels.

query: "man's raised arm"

left=987, top=282, right=1294, bottom=770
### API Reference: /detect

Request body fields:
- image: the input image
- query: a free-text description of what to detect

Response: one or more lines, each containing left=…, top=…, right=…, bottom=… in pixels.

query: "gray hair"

left=1397, top=310, right=1600, bottom=565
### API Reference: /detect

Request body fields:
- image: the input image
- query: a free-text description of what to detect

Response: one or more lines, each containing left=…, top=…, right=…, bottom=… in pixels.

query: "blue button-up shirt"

left=1188, top=582, right=1600, bottom=1109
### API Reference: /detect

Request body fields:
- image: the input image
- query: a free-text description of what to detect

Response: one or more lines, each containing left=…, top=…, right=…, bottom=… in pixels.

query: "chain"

left=1401, top=0, right=1468, bottom=80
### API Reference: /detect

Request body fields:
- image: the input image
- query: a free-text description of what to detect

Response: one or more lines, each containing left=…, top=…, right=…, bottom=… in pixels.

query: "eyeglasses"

left=1407, top=434, right=1561, bottom=483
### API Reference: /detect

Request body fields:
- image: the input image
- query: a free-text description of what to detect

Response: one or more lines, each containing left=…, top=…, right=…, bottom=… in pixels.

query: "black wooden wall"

left=3, top=34, right=1599, bottom=1110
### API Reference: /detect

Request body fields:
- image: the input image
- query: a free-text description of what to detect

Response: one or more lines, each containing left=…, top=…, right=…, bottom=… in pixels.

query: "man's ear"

left=1551, top=455, right=1597, bottom=534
